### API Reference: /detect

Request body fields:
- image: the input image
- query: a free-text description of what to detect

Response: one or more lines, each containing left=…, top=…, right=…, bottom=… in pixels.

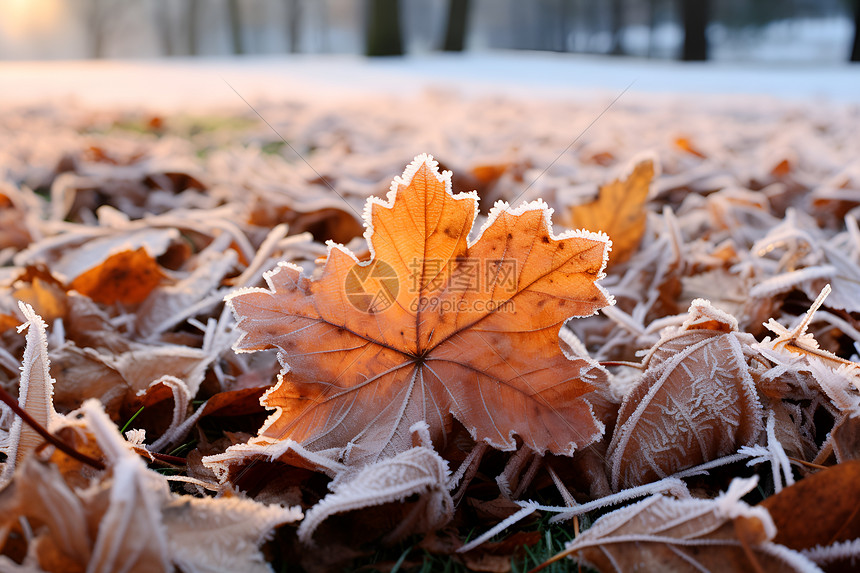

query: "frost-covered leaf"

left=2, top=77, right=860, bottom=573
left=22, top=227, right=178, bottom=284
left=0, top=399, right=300, bottom=573
left=298, top=423, right=452, bottom=545
left=79, top=400, right=173, bottom=573
left=0, top=457, right=91, bottom=569
left=110, top=343, right=213, bottom=401
left=760, top=285, right=860, bottom=377
left=801, top=539, right=860, bottom=572
left=553, top=477, right=820, bottom=573
left=607, top=299, right=762, bottom=490
left=134, top=247, right=238, bottom=338
left=750, top=212, right=860, bottom=313
left=757, top=285, right=860, bottom=426
left=216, top=154, right=613, bottom=472
left=12, top=275, right=68, bottom=325
left=163, top=496, right=302, bottom=573
left=0, top=302, right=59, bottom=486
left=49, top=338, right=213, bottom=424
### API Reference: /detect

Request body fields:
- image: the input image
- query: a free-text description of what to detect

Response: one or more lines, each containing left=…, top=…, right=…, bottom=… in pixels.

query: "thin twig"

left=787, top=456, right=829, bottom=471
left=150, top=451, right=188, bottom=466
left=0, top=386, right=105, bottom=471
left=599, top=360, right=645, bottom=369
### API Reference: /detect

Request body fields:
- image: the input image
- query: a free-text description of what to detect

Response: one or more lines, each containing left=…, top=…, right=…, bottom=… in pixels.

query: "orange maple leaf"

left=569, top=158, right=654, bottom=265
left=226, top=155, right=613, bottom=467
left=70, top=247, right=165, bottom=305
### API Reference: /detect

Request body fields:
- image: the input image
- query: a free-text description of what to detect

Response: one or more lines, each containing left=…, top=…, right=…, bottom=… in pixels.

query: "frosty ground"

left=0, top=54, right=859, bottom=572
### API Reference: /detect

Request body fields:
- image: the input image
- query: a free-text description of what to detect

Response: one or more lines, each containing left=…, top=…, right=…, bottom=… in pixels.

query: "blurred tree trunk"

left=442, top=0, right=470, bottom=52
left=86, top=0, right=109, bottom=58
left=228, top=0, right=244, bottom=55
left=188, top=0, right=200, bottom=55
left=157, top=1, right=174, bottom=56
left=609, top=0, right=625, bottom=55
left=584, top=1, right=599, bottom=53
left=680, top=0, right=708, bottom=61
left=852, top=0, right=859, bottom=62
left=319, top=3, right=330, bottom=52
left=555, top=0, right=568, bottom=52
left=366, top=0, right=403, bottom=56
left=647, top=0, right=658, bottom=57
left=287, top=0, right=302, bottom=53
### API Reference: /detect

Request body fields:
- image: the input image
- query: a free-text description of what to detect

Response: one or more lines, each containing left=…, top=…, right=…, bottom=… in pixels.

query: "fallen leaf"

left=248, top=199, right=364, bottom=245
left=297, top=422, right=453, bottom=545
left=70, top=247, right=166, bottom=305
left=460, top=531, right=541, bottom=573
left=198, top=386, right=268, bottom=418
left=674, top=136, right=707, bottom=158
left=607, top=299, right=762, bottom=490
left=0, top=457, right=94, bottom=571
left=761, top=285, right=860, bottom=388
left=471, top=162, right=507, bottom=182
left=467, top=496, right=524, bottom=522
left=0, top=312, right=18, bottom=333
left=569, top=158, right=654, bottom=265
left=0, top=400, right=302, bottom=573
left=832, top=416, right=860, bottom=462
left=762, top=460, right=860, bottom=551
left=0, top=302, right=59, bottom=486
left=42, top=227, right=178, bottom=284
left=583, top=150, right=615, bottom=166
left=13, top=277, right=68, bottom=324
left=163, top=495, right=301, bottom=573
left=216, top=154, right=612, bottom=471
left=49, top=342, right=127, bottom=415
left=134, top=247, right=237, bottom=337
left=50, top=339, right=213, bottom=423
left=771, top=158, right=793, bottom=177
left=550, top=477, right=819, bottom=572
left=0, top=189, right=32, bottom=252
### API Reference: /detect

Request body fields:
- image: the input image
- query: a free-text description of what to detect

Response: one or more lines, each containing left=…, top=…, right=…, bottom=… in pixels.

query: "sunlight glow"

left=0, top=0, right=64, bottom=41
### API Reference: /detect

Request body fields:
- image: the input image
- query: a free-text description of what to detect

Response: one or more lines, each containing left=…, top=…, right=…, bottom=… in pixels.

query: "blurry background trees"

left=680, top=0, right=708, bottom=60
left=366, top=0, right=403, bottom=55
left=0, top=0, right=856, bottom=62
left=852, top=0, right=860, bottom=61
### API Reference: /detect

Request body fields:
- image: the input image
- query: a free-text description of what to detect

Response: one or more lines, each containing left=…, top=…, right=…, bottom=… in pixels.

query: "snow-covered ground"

left=0, top=52, right=858, bottom=113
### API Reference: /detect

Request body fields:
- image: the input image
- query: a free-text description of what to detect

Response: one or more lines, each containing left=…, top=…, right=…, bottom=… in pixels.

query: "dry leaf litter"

left=0, top=90, right=858, bottom=572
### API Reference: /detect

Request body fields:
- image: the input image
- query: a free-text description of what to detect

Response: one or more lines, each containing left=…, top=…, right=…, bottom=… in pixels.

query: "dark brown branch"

left=0, top=386, right=105, bottom=471
left=150, top=452, right=187, bottom=466
left=599, top=360, right=645, bottom=369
